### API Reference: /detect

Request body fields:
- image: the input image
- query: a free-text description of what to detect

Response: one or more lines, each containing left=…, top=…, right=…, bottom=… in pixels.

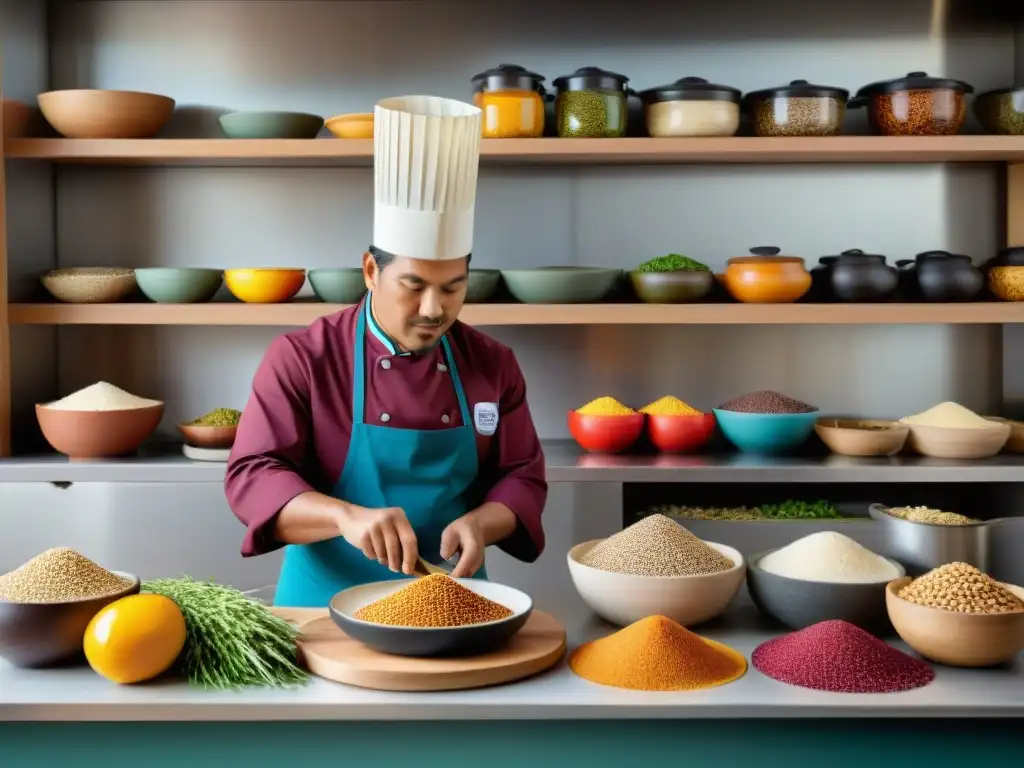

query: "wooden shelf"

left=9, top=301, right=1024, bottom=326
left=7, top=136, right=1024, bottom=167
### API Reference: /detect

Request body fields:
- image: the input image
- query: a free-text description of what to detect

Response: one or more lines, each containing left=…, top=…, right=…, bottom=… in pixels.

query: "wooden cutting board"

left=274, top=608, right=566, bottom=692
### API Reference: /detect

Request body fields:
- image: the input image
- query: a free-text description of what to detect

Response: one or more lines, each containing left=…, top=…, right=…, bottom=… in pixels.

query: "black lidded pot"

left=828, top=249, right=898, bottom=302
left=806, top=256, right=839, bottom=302
left=896, top=250, right=983, bottom=302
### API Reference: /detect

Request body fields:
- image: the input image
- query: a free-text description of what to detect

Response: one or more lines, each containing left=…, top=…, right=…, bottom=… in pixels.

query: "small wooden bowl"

left=38, top=89, right=174, bottom=139
left=904, top=420, right=1010, bottom=459
left=886, top=577, right=1024, bottom=667
left=814, top=418, right=910, bottom=457
left=985, top=416, right=1024, bottom=453
left=177, top=423, right=237, bottom=449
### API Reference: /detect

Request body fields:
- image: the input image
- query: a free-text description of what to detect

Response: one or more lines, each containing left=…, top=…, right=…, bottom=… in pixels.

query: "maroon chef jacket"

left=225, top=299, right=548, bottom=561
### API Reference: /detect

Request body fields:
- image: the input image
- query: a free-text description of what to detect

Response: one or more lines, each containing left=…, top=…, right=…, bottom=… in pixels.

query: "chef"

left=225, top=95, right=547, bottom=607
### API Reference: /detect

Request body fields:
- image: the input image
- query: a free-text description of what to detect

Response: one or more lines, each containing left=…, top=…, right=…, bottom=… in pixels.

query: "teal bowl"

left=500, top=267, right=622, bottom=304
left=466, top=269, right=501, bottom=303
left=712, top=409, right=819, bottom=454
left=219, top=111, right=324, bottom=139
left=308, top=268, right=367, bottom=303
left=134, top=268, right=223, bottom=304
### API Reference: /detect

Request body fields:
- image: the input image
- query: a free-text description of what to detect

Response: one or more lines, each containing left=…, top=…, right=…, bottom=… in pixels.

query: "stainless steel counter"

left=1, top=593, right=1020, bottom=722
left=4, top=440, right=1024, bottom=483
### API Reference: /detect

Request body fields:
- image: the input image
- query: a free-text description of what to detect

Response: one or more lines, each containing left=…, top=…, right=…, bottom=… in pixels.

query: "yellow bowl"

left=325, top=113, right=374, bottom=139
left=224, top=268, right=306, bottom=304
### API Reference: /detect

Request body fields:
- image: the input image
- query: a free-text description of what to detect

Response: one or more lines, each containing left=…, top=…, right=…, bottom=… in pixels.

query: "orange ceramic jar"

left=724, top=246, right=812, bottom=303
left=471, top=64, right=547, bottom=138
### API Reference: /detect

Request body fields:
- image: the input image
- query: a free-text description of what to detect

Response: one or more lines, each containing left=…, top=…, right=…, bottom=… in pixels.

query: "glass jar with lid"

left=470, top=63, right=547, bottom=139
left=552, top=67, right=630, bottom=138
left=742, top=80, right=849, bottom=137
left=638, top=77, right=742, bottom=137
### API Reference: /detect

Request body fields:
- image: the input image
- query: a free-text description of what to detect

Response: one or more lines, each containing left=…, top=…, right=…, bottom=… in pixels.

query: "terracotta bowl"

left=985, top=416, right=1024, bottom=453
left=886, top=577, right=1024, bottom=667
left=988, top=267, right=1024, bottom=302
left=41, top=268, right=137, bottom=304
left=814, top=418, right=910, bottom=457
left=177, top=423, right=237, bottom=449
left=904, top=420, right=1010, bottom=459
left=38, top=89, right=175, bottom=139
left=0, top=571, right=140, bottom=668
left=36, top=404, right=164, bottom=459
left=2, top=99, right=32, bottom=140
left=723, top=256, right=811, bottom=303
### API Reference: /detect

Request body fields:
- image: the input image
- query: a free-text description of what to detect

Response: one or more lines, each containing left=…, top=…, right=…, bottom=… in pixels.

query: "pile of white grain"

left=41, top=381, right=161, bottom=412
left=758, top=532, right=900, bottom=584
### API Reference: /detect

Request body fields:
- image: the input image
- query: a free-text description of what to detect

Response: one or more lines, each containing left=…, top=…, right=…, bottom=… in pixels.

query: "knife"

left=413, top=551, right=460, bottom=578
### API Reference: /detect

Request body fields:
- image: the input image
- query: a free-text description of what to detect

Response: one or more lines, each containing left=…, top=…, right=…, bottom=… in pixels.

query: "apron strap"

left=441, top=335, right=473, bottom=427
left=352, top=298, right=368, bottom=425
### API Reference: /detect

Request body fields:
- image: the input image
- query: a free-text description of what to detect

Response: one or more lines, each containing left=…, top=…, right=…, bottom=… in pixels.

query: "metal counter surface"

left=0, top=592, right=1020, bottom=721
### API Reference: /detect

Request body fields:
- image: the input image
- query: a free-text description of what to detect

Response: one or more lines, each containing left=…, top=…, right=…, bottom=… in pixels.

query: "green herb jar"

left=553, top=66, right=630, bottom=138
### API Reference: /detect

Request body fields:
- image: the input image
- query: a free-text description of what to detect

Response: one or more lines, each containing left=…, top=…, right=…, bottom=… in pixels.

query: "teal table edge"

left=1, top=720, right=1019, bottom=767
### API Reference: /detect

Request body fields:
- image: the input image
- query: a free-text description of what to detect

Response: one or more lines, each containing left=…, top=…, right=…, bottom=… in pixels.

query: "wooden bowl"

left=38, top=90, right=175, bottom=139
left=36, top=404, right=163, bottom=459
left=2, top=99, right=33, bottom=140
left=178, top=423, right=237, bottom=448
left=325, top=112, right=374, bottom=139
left=0, top=571, right=140, bottom=668
left=224, top=268, right=306, bottom=303
left=814, top=418, right=910, bottom=457
left=904, top=420, right=1010, bottom=459
left=41, top=268, right=137, bottom=304
left=985, top=416, right=1024, bottom=453
left=886, top=577, right=1024, bottom=667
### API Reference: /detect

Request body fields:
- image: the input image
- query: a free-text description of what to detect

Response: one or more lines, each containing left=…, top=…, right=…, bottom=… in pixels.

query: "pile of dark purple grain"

left=717, top=390, right=816, bottom=414
left=751, top=620, right=934, bottom=694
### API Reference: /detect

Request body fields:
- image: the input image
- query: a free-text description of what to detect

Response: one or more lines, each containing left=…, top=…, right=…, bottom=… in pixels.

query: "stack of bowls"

left=567, top=539, right=745, bottom=627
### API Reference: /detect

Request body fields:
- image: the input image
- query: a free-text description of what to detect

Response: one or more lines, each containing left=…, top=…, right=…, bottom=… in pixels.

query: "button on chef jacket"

left=225, top=95, right=547, bottom=605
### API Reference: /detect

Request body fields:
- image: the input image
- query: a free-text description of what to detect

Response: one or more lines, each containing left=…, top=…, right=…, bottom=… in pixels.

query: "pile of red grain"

left=752, top=619, right=934, bottom=693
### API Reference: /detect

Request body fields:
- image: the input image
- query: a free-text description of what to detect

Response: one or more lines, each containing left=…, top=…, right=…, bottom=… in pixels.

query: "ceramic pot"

left=723, top=246, right=811, bottom=304
left=897, top=250, right=983, bottom=302
left=807, top=256, right=838, bottom=302
left=829, top=249, right=898, bottom=302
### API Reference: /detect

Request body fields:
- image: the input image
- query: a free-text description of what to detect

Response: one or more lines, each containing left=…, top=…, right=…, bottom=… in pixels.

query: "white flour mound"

left=758, top=531, right=900, bottom=584
left=43, top=381, right=162, bottom=412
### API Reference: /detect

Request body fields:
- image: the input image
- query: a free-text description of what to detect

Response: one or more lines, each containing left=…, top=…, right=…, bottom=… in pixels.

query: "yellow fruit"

left=84, top=593, right=186, bottom=685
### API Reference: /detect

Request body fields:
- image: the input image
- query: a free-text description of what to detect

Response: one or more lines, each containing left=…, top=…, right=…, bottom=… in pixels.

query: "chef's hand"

left=440, top=515, right=487, bottom=578
left=338, top=504, right=418, bottom=575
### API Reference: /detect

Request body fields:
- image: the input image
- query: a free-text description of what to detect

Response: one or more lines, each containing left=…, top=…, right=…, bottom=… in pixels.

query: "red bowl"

left=647, top=412, right=716, bottom=453
left=567, top=410, right=644, bottom=453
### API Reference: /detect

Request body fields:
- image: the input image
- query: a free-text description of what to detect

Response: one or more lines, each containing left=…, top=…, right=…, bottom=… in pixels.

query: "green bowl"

left=466, top=269, right=501, bottom=303
left=500, top=267, right=622, bottom=304
left=308, top=268, right=367, bottom=303
left=219, top=111, right=324, bottom=139
left=630, top=270, right=714, bottom=303
left=134, top=268, right=223, bottom=303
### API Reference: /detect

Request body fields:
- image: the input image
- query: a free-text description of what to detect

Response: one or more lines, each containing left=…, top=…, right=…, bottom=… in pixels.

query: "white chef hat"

left=372, top=95, right=483, bottom=262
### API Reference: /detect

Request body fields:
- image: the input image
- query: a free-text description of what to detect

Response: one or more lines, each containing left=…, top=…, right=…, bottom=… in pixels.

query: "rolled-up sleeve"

left=225, top=335, right=316, bottom=556
left=482, top=352, right=547, bottom=561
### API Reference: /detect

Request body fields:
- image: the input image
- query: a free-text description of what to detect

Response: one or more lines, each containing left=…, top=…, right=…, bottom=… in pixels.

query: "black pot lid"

left=992, top=245, right=1024, bottom=266
left=915, top=249, right=972, bottom=262
left=855, top=72, right=974, bottom=98
left=471, top=63, right=545, bottom=92
left=639, top=77, right=741, bottom=104
left=829, top=248, right=888, bottom=263
left=978, top=86, right=1024, bottom=98
left=553, top=66, right=629, bottom=92
left=743, top=79, right=849, bottom=102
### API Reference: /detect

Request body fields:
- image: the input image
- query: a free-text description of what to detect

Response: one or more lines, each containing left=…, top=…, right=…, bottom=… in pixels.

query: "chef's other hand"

left=440, top=515, right=486, bottom=578
left=339, top=505, right=418, bottom=575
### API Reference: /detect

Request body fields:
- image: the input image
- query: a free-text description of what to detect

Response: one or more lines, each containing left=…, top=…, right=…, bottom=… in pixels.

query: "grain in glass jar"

left=553, top=67, right=630, bottom=138
left=470, top=63, right=547, bottom=139
left=639, top=77, right=741, bottom=137
left=974, top=86, right=1024, bottom=135
left=743, top=80, right=849, bottom=137
left=850, top=72, right=973, bottom=136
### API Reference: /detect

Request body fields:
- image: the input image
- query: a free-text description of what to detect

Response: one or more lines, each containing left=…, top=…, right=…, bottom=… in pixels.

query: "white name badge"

left=473, top=402, right=499, bottom=436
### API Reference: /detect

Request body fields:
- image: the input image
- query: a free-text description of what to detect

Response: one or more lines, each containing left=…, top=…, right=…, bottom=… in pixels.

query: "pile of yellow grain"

left=576, top=397, right=636, bottom=416
left=639, top=396, right=701, bottom=416
left=353, top=574, right=513, bottom=628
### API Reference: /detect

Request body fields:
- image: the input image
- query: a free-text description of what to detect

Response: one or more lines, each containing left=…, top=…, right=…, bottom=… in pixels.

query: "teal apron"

left=274, top=300, right=484, bottom=607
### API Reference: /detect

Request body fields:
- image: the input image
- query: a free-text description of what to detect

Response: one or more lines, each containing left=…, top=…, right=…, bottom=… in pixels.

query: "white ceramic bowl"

left=567, top=539, right=746, bottom=627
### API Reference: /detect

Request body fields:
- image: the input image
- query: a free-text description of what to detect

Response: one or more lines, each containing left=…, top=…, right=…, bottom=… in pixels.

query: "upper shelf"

left=6, top=136, right=1024, bottom=167
left=9, top=302, right=1024, bottom=326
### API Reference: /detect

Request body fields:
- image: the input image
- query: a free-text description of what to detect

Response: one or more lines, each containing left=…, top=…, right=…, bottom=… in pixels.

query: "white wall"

left=0, top=0, right=1019, bottom=591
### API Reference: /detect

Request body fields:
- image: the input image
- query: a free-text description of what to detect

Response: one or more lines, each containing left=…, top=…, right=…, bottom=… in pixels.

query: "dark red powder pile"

left=752, top=620, right=934, bottom=693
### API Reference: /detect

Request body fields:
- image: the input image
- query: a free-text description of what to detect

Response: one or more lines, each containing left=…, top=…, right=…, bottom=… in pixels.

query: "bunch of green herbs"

left=143, top=576, right=309, bottom=690
left=636, top=254, right=710, bottom=273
